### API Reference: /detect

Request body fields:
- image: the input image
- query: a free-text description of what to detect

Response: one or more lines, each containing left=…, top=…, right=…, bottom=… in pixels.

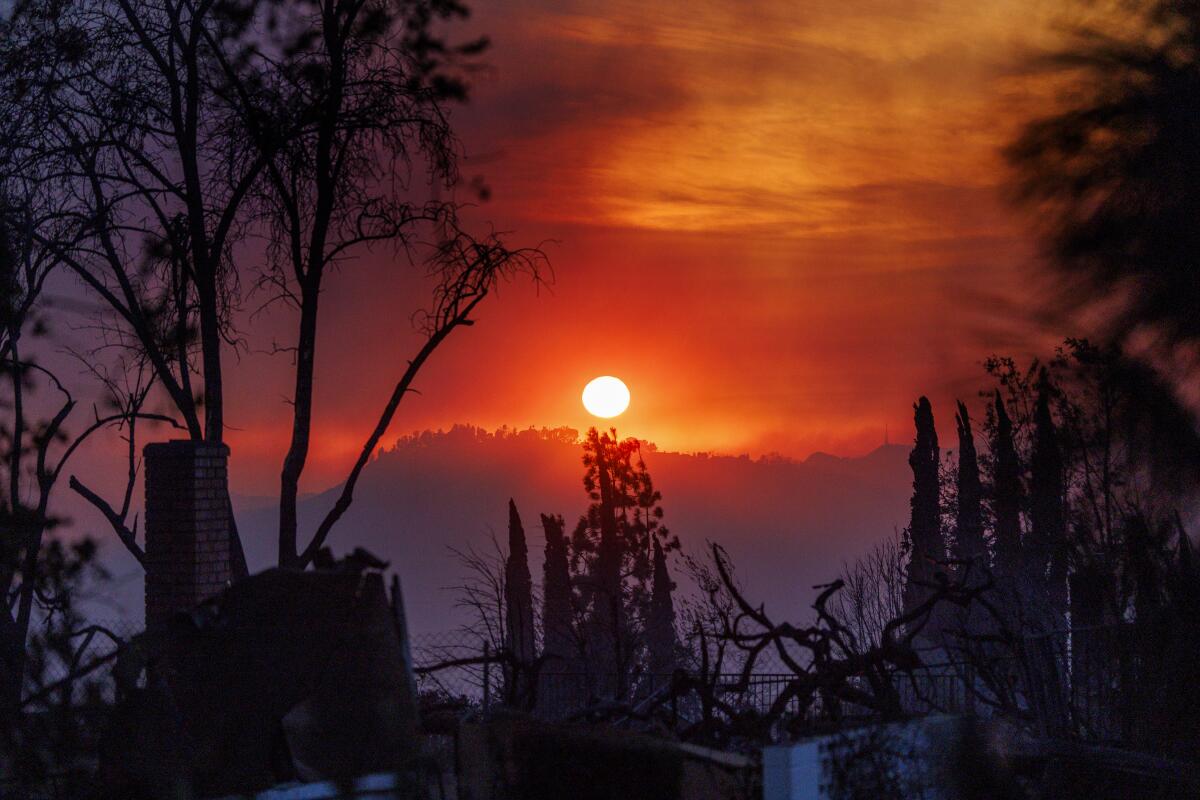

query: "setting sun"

left=582, top=376, right=630, bottom=418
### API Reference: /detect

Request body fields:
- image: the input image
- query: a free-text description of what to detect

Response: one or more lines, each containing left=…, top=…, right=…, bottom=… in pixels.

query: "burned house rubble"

left=102, top=564, right=422, bottom=797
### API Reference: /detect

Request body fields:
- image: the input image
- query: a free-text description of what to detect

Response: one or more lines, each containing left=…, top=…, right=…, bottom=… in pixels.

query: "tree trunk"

left=279, top=286, right=321, bottom=568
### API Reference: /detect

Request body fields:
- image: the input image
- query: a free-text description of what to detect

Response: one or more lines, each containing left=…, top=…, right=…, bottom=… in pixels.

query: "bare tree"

left=0, top=0, right=266, bottom=444
left=446, top=531, right=551, bottom=710
left=297, top=227, right=543, bottom=568
left=0, top=0, right=275, bottom=584
left=828, top=532, right=907, bottom=653
left=206, top=0, right=546, bottom=566
left=0, top=196, right=177, bottom=708
left=607, top=542, right=993, bottom=746
left=1, top=0, right=545, bottom=572
left=449, top=534, right=508, bottom=658
left=0, top=48, right=181, bottom=712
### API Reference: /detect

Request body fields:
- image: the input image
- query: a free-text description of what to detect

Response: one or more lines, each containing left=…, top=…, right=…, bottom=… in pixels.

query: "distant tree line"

left=387, top=424, right=586, bottom=454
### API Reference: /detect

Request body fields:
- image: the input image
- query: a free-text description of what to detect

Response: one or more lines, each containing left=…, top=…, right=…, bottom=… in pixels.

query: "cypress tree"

left=903, top=397, right=944, bottom=618
left=1029, top=378, right=1067, bottom=619
left=991, top=391, right=1023, bottom=581
left=954, top=400, right=987, bottom=570
left=540, top=512, right=574, bottom=669
left=504, top=499, right=536, bottom=666
left=647, top=538, right=677, bottom=675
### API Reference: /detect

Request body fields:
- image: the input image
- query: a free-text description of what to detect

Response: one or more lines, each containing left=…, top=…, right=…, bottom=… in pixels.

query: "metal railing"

left=408, top=625, right=1163, bottom=744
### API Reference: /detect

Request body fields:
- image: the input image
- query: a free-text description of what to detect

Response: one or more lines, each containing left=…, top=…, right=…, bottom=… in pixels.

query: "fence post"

left=482, top=641, right=491, bottom=715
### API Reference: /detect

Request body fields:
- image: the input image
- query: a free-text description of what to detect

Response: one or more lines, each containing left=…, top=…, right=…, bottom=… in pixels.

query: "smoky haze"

left=228, top=427, right=912, bottom=635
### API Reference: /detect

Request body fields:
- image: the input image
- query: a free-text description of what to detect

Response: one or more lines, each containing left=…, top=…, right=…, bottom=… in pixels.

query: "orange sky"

left=211, top=0, right=1107, bottom=494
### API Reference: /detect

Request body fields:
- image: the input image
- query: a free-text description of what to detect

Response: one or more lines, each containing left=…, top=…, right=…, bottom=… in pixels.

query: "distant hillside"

left=237, top=426, right=912, bottom=635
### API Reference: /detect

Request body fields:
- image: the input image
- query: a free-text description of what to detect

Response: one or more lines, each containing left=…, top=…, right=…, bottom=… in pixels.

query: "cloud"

left=211, top=0, right=1078, bottom=492
left=461, top=0, right=1073, bottom=241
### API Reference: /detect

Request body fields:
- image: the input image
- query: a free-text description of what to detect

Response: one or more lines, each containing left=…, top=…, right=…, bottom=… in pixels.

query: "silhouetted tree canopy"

left=567, top=428, right=679, bottom=697
left=504, top=499, right=535, bottom=667
left=1007, top=0, right=1200, bottom=352
left=571, top=427, right=678, bottom=611
left=0, top=0, right=544, bottom=569
left=540, top=513, right=574, bottom=671
left=1028, top=376, right=1068, bottom=620
left=953, top=400, right=986, bottom=568
left=989, top=390, right=1023, bottom=579
left=647, top=537, right=678, bottom=675
left=902, top=397, right=943, bottom=621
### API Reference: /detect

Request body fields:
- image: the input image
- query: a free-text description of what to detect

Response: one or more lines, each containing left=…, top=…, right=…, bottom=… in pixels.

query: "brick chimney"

left=143, top=440, right=232, bottom=627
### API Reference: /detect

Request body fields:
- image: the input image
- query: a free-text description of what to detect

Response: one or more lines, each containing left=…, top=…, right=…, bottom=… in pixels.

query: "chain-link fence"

left=22, top=618, right=142, bottom=708
left=407, top=630, right=978, bottom=723
left=410, top=630, right=491, bottom=705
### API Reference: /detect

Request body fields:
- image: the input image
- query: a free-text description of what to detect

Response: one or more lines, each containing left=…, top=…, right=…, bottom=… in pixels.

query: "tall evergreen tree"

left=991, top=391, right=1023, bottom=581
left=647, top=538, right=678, bottom=676
left=504, top=499, right=536, bottom=666
left=580, top=429, right=627, bottom=691
left=954, top=401, right=986, bottom=570
left=540, top=513, right=574, bottom=669
left=903, top=397, right=944, bottom=618
left=1029, top=378, right=1067, bottom=620
left=571, top=427, right=676, bottom=697
left=952, top=400, right=990, bottom=639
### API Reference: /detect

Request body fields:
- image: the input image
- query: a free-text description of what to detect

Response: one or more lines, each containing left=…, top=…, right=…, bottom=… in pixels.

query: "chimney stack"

left=143, top=440, right=232, bottom=626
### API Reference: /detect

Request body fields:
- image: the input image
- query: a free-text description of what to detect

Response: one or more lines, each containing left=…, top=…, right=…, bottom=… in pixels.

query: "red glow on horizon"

left=211, top=0, right=1076, bottom=495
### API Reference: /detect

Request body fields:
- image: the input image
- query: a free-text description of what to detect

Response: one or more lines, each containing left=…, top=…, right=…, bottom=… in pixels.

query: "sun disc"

left=582, top=376, right=630, bottom=418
